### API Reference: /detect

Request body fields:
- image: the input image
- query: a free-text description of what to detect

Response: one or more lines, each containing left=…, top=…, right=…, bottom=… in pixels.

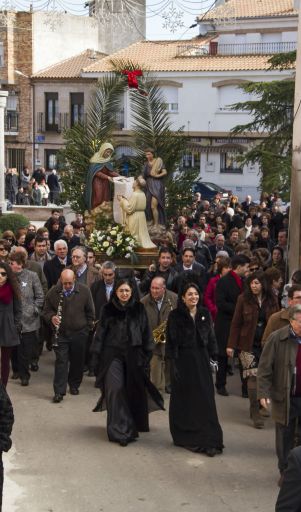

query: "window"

left=5, top=93, right=19, bottom=133
left=162, top=86, right=179, bottom=113
left=218, top=85, right=252, bottom=112
left=0, top=43, right=3, bottom=67
left=182, top=151, right=200, bottom=168
left=45, top=93, right=59, bottom=131
left=70, top=93, right=84, bottom=126
left=220, top=152, right=243, bottom=174
left=45, top=149, right=58, bottom=171
left=6, top=149, right=25, bottom=173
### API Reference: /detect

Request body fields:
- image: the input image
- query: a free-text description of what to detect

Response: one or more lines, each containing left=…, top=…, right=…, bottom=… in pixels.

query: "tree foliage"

left=230, top=52, right=295, bottom=199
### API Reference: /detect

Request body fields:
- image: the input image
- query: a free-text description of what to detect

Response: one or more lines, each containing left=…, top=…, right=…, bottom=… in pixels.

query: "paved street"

left=3, top=351, right=279, bottom=512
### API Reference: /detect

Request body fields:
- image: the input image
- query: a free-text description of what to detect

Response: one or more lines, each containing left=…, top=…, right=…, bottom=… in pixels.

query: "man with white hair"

left=43, top=239, right=71, bottom=289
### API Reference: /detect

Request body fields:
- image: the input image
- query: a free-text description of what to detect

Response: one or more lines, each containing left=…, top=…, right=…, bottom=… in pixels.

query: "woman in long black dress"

left=92, top=278, right=164, bottom=446
left=166, top=282, right=223, bottom=456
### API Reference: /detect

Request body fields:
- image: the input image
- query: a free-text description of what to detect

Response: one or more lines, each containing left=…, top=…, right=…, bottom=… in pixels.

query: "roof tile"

left=33, top=50, right=107, bottom=79
left=82, top=39, right=281, bottom=73
left=200, top=0, right=298, bottom=21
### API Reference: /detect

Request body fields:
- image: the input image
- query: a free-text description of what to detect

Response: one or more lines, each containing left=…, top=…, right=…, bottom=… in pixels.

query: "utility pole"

left=0, top=89, right=8, bottom=213
left=288, top=1, right=301, bottom=273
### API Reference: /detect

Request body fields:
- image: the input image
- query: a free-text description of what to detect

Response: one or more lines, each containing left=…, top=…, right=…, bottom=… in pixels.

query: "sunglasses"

left=0, top=272, right=7, bottom=277
left=4, top=238, right=13, bottom=241
left=250, top=267, right=259, bottom=272
left=0, top=247, right=7, bottom=251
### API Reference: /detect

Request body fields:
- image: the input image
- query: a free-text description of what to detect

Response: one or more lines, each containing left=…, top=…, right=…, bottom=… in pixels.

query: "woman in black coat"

left=0, top=262, right=22, bottom=387
left=166, top=282, right=223, bottom=456
left=92, top=278, right=164, bottom=446
left=0, top=382, right=14, bottom=511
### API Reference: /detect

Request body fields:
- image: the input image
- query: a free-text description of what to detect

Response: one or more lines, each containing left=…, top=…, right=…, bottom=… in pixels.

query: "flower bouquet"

left=88, top=224, right=138, bottom=259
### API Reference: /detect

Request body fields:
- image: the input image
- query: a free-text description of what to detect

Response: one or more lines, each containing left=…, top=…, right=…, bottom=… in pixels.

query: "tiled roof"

left=200, top=0, right=298, bottom=21
left=33, top=50, right=107, bottom=79
left=82, top=39, right=280, bottom=74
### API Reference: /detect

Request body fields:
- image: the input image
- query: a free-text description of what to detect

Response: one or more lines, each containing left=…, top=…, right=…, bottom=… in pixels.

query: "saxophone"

left=153, top=321, right=167, bottom=344
left=152, top=298, right=173, bottom=345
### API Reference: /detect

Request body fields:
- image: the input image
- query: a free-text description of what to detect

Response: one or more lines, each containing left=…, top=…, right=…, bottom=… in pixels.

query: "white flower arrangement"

left=89, top=224, right=138, bottom=259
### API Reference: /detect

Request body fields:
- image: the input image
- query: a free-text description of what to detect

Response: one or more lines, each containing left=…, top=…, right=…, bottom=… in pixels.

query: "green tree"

left=230, top=52, right=295, bottom=199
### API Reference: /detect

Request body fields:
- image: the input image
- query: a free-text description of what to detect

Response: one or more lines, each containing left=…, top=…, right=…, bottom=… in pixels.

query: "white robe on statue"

left=119, top=190, right=156, bottom=249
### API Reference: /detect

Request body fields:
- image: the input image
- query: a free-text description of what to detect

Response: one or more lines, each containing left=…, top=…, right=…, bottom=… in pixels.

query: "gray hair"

left=289, top=304, right=301, bottom=320
left=54, top=239, right=68, bottom=251
left=102, top=261, right=116, bottom=272
left=71, top=245, right=87, bottom=258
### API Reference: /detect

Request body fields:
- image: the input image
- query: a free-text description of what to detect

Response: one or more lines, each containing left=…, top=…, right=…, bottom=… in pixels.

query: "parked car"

left=192, top=181, right=231, bottom=201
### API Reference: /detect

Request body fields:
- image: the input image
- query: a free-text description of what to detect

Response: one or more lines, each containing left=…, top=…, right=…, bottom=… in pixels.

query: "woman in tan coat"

left=227, top=270, right=279, bottom=428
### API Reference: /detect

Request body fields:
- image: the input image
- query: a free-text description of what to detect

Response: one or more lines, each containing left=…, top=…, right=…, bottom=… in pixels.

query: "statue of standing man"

left=85, top=142, right=120, bottom=210
left=142, top=148, right=167, bottom=227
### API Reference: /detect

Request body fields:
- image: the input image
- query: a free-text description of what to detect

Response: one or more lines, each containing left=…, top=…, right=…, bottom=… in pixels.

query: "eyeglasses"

left=0, top=272, right=7, bottom=277
left=250, top=267, right=259, bottom=272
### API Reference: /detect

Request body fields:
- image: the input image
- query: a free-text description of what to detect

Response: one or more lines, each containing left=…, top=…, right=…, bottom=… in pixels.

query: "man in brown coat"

left=262, top=285, right=301, bottom=343
left=141, top=277, right=177, bottom=393
left=257, top=305, right=301, bottom=485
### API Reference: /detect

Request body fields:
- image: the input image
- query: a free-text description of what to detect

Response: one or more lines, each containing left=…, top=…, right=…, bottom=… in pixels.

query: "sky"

left=0, top=0, right=215, bottom=41
left=145, top=0, right=213, bottom=40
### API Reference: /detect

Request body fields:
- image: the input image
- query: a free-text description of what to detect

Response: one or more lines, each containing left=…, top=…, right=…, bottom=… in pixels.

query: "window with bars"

left=220, top=152, right=243, bottom=174
left=6, top=148, right=25, bottom=174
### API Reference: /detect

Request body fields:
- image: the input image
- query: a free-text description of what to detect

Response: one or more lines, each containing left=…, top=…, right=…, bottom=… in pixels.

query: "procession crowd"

left=0, top=190, right=300, bottom=511
left=5, top=167, right=61, bottom=206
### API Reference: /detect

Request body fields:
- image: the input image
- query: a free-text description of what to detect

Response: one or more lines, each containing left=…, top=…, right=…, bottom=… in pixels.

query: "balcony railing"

left=217, top=41, right=297, bottom=55
left=4, top=111, right=19, bottom=134
left=177, top=41, right=297, bottom=57
left=37, top=112, right=89, bottom=132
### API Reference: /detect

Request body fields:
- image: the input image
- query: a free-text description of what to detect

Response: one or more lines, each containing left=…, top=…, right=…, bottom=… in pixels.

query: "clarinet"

left=53, top=290, right=64, bottom=347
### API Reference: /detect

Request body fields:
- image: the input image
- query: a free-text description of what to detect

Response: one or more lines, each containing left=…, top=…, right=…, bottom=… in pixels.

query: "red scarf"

left=230, top=270, right=243, bottom=291
left=0, top=282, right=13, bottom=304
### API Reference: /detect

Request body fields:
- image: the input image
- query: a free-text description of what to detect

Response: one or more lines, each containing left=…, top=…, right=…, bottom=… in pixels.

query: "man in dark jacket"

left=90, top=261, right=116, bottom=319
left=276, top=446, right=301, bottom=511
left=0, top=383, right=14, bottom=511
left=43, top=269, right=95, bottom=403
left=173, top=247, right=206, bottom=294
left=140, top=247, right=178, bottom=295
left=214, top=254, right=250, bottom=396
left=47, top=169, right=60, bottom=204
left=43, top=239, right=71, bottom=289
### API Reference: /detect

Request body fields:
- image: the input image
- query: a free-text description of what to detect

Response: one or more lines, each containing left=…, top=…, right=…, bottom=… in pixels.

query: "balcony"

left=37, top=112, right=89, bottom=133
left=177, top=41, right=297, bottom=57
left=4, top=111, right=19, bottom=135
